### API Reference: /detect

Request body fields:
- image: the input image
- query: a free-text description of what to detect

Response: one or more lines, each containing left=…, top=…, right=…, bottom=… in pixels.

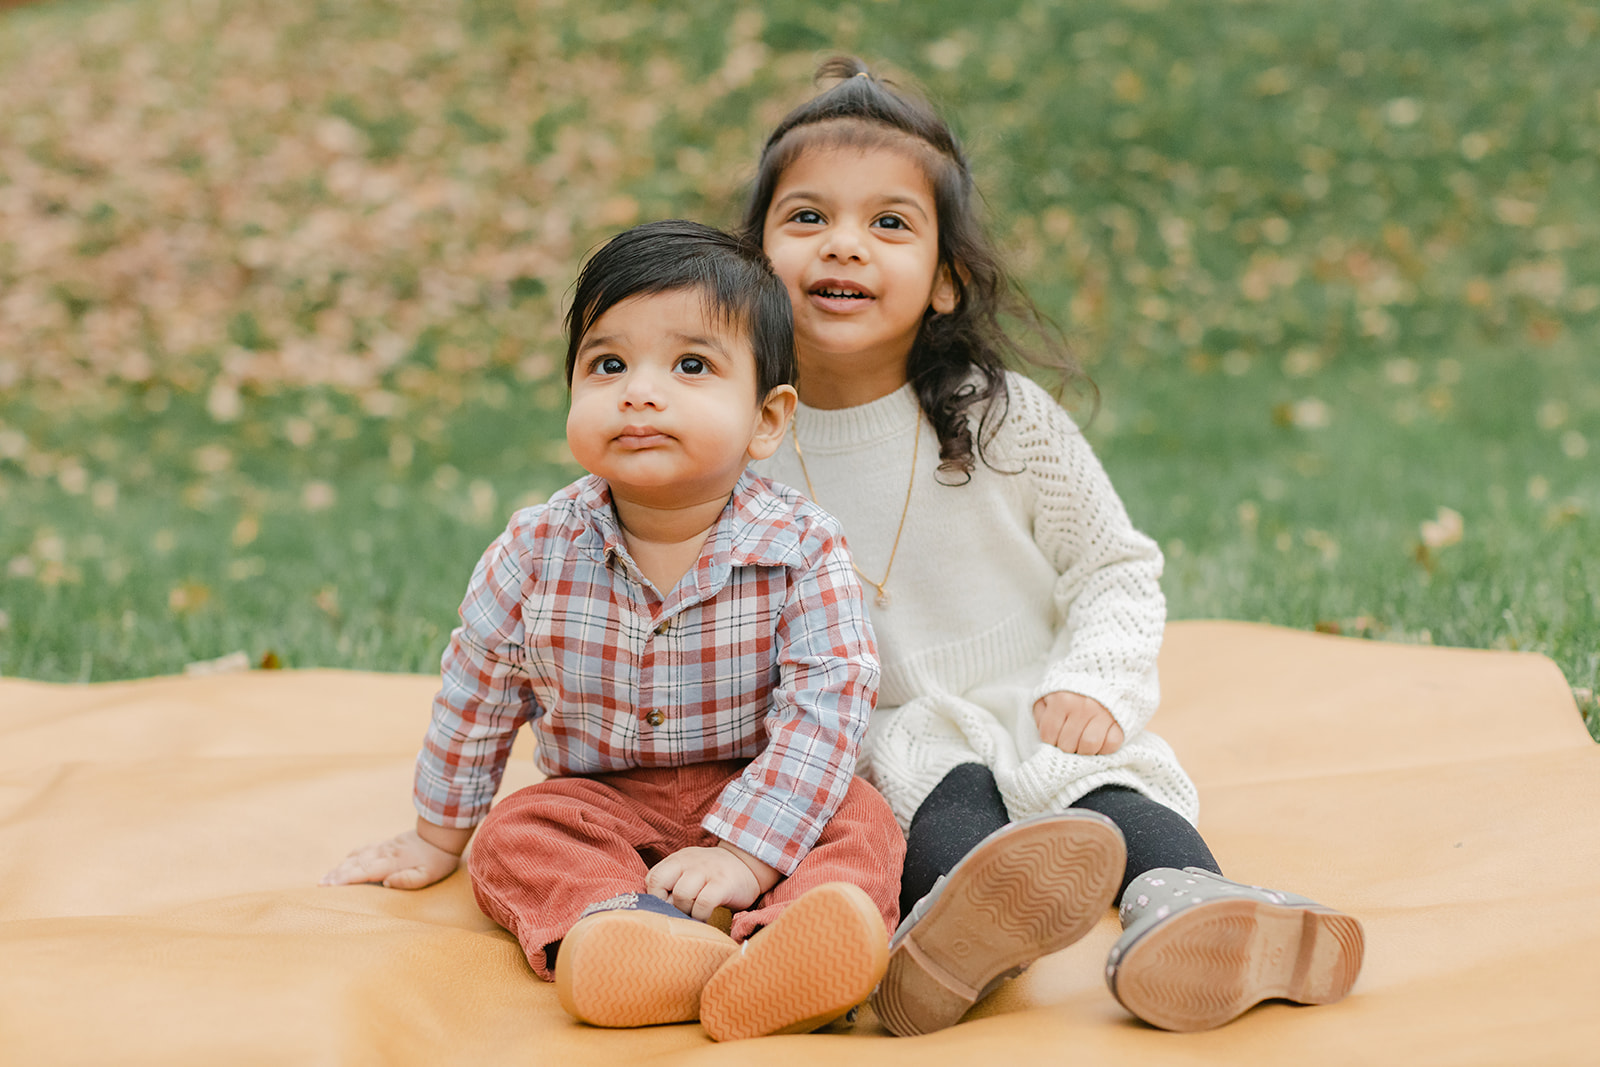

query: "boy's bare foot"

left=699, top=882, right=889, bottom=1042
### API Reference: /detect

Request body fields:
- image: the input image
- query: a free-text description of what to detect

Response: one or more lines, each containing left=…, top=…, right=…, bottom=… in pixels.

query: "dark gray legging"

left=898, top=762, right=1221, bottom=918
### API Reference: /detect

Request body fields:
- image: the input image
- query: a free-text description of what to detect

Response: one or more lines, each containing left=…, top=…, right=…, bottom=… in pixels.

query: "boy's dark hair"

left=564, top=219, right=796, bottom=398
left=736, top=57, right=1091, bottom=480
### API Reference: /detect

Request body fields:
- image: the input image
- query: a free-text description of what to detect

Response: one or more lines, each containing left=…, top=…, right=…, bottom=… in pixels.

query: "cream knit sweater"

left=753, top=373, right=1199, bottom=831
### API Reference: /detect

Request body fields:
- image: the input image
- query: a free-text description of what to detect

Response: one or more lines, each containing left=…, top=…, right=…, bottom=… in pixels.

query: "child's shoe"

left=699, top=881, right=889, bottom=1042
left=1105, top=867, right=1365, bottom=1031
left=870, top=811, right=1127, bottom=1037
left=555, top=893, right=738, bottom=1028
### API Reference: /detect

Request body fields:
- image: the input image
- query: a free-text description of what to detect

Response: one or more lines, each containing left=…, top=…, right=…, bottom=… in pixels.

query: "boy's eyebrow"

left=665, top=330, right=735, bottom=356
left=576, top=329, right=737, bottom=356
left=576, top=332, right=620, bottom=354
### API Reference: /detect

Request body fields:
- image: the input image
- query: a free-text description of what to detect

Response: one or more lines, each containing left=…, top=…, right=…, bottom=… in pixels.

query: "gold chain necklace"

left=791, top=416, right=919, bottom=609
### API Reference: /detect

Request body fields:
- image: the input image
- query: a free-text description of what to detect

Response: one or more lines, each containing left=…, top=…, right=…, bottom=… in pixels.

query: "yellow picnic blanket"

left=2, top=621, right=1597, bottom=1065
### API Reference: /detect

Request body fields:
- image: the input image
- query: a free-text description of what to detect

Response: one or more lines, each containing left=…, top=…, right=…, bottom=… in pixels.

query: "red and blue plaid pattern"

left=414, top=469, right=879, bottom=875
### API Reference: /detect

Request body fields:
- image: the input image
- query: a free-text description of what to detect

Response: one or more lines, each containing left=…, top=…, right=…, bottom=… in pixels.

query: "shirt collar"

left=715, top=467, right=810, bottom=570
left=572, top=469, right=809, bottom=589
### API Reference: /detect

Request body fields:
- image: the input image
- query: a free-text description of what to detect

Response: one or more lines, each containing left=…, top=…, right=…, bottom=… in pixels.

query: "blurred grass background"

left=1, top=0, right=1595, bottom=737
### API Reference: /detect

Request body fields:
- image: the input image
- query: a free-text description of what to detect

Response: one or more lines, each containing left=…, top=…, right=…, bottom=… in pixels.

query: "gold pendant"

left=874, top=589, right=890, bottom=609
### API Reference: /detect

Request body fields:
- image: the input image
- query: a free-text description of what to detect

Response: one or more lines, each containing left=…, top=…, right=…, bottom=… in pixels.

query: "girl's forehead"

left=773, top=121, right=942, bottom=188
left=775, top=140, right=938, bottom=201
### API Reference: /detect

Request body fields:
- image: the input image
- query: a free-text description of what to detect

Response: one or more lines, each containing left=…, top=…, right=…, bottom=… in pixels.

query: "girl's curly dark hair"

left=736, top=56, right=1091, bottom=481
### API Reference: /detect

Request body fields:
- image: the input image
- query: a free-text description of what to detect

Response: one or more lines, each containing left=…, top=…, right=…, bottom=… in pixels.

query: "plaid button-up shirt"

left=414, top=469, right=879, bottom=875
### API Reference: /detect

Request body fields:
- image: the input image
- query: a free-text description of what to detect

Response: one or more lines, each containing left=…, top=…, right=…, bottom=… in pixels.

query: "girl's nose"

left=820, top=224, right=868, bottom=263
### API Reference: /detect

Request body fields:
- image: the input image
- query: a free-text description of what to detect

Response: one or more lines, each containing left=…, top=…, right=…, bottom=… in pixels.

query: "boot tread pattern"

left=700, top=883, right=888, bottom=1042
left=873, top=816, right=1125, bottom=1037
left=557, top=912, right=737, bottom=1028
left=1112, top=898, right=1365, bottom=1031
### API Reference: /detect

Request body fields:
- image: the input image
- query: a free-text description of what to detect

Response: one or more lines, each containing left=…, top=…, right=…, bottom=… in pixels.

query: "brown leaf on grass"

left=184, top=650, right=250, bottom=676
left=1420, top=506, right=1464, bottom=548
left=168, top=582, right=211, bottom=613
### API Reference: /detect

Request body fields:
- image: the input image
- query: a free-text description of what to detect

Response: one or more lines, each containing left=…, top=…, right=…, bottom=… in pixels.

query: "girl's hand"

left=645, top=842, right=781, bottom=922
left=1033, top=692, right=1126, bottom=756
left=321, top=820, right=470, bottom=890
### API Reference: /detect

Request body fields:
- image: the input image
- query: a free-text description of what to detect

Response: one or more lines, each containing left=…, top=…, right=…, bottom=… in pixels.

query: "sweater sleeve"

left=1005, top=377, right=1167, bottom=736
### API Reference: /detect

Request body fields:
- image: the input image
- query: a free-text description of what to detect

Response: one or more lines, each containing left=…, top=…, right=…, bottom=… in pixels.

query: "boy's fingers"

left=690, top=890, right=718, bottom=923
left=322, top=857, right=371, bottom=886
left=383, top=866, right=432, bottom=890
left=671, top=872, right=709, bottom=917
left=644, top=859, right=679, bottom=898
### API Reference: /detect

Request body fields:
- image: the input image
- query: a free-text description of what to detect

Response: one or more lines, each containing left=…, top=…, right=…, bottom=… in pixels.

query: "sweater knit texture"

left=753, top=373, right=1199, bottom=830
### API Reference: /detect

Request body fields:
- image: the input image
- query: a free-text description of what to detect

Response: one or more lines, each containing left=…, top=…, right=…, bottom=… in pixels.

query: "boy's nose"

left=620, top=369, right=665, bottom=408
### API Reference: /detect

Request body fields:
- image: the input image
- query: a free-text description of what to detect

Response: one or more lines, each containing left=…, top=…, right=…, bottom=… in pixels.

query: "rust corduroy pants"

left=468, top=759, right=905, bottom=979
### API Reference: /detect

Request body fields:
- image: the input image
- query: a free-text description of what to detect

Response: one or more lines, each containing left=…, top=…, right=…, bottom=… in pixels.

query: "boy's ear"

left=931, top=262, right=959, bottom=315
left=747, top=384, right=799, bottom=462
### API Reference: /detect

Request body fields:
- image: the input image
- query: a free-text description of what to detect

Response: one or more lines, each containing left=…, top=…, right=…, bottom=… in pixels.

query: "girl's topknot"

left=739, top=57, right=1090, bottom=481
left=757, top=57, right=967, bottom=176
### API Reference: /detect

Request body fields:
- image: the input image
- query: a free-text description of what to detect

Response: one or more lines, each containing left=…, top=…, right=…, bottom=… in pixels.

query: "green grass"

left=1, top=0, right=1597, bottom=738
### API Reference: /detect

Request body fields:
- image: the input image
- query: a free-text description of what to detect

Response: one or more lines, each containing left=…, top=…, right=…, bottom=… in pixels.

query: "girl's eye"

left=676, top=355, right=707, bottom=375
left=593, top=356, right=625, bottom=375
left=873, top=214, right=908, bottom=231
left=788, top=208, right=824, bottom=226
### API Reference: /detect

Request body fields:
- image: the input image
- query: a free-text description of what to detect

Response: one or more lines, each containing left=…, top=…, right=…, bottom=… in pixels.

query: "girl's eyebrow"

left=877, top=194, right=932, bottom=222
left=772, top=188, right=932, bottom=222
left=771, top=188, right=826, bottom=213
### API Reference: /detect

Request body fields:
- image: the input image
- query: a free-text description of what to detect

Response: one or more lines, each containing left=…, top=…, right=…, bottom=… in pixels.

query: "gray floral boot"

left=1105, top=867, right=1364, bottom=1031
left=871, top=811, right=1126, bottom=1037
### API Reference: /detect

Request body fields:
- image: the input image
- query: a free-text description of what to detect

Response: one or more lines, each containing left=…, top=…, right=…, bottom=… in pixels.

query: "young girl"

left=743, top=58, right=1365, bottom=1036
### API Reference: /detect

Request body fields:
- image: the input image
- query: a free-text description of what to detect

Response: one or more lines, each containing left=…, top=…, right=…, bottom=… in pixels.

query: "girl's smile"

left=807, top=276, right=877, bottom=312
left=762, top=145, right=956, bottom=408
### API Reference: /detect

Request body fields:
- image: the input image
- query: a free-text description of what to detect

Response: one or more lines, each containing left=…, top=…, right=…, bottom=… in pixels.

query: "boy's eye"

left=593, top=356, right=626, bottom=375
left=676, top=355, right=707, bottom=375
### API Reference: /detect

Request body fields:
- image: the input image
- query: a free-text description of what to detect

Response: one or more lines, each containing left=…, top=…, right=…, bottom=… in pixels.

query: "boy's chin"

left=606, top=474, right=744, bottom=511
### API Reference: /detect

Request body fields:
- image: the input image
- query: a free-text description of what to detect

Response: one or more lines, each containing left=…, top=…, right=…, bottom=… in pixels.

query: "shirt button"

left=655, top=619, right=671, bottom=635
left=645, top=709, right=665, bottom=726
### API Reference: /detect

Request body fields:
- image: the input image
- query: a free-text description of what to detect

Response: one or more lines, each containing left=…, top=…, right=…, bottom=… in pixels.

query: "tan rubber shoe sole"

left=555, top=909, right=738, bottom=1028
left=699, top=882, right=889, bottom=1042
left=1111, top=897, right=1365, bottom=1031
left=872, top=812, right=1126, bottom=1037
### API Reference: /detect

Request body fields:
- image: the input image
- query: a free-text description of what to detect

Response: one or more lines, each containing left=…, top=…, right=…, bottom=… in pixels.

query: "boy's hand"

left=645, top=842, right=781, bottom=922
left=321, top=820, right=472, bottom=890
left=1033, top=691, right=1125, bottom=756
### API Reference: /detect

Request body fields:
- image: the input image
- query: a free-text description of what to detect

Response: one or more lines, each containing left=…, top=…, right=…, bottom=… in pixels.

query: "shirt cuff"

left=700, top=777, right=832, bottom=877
